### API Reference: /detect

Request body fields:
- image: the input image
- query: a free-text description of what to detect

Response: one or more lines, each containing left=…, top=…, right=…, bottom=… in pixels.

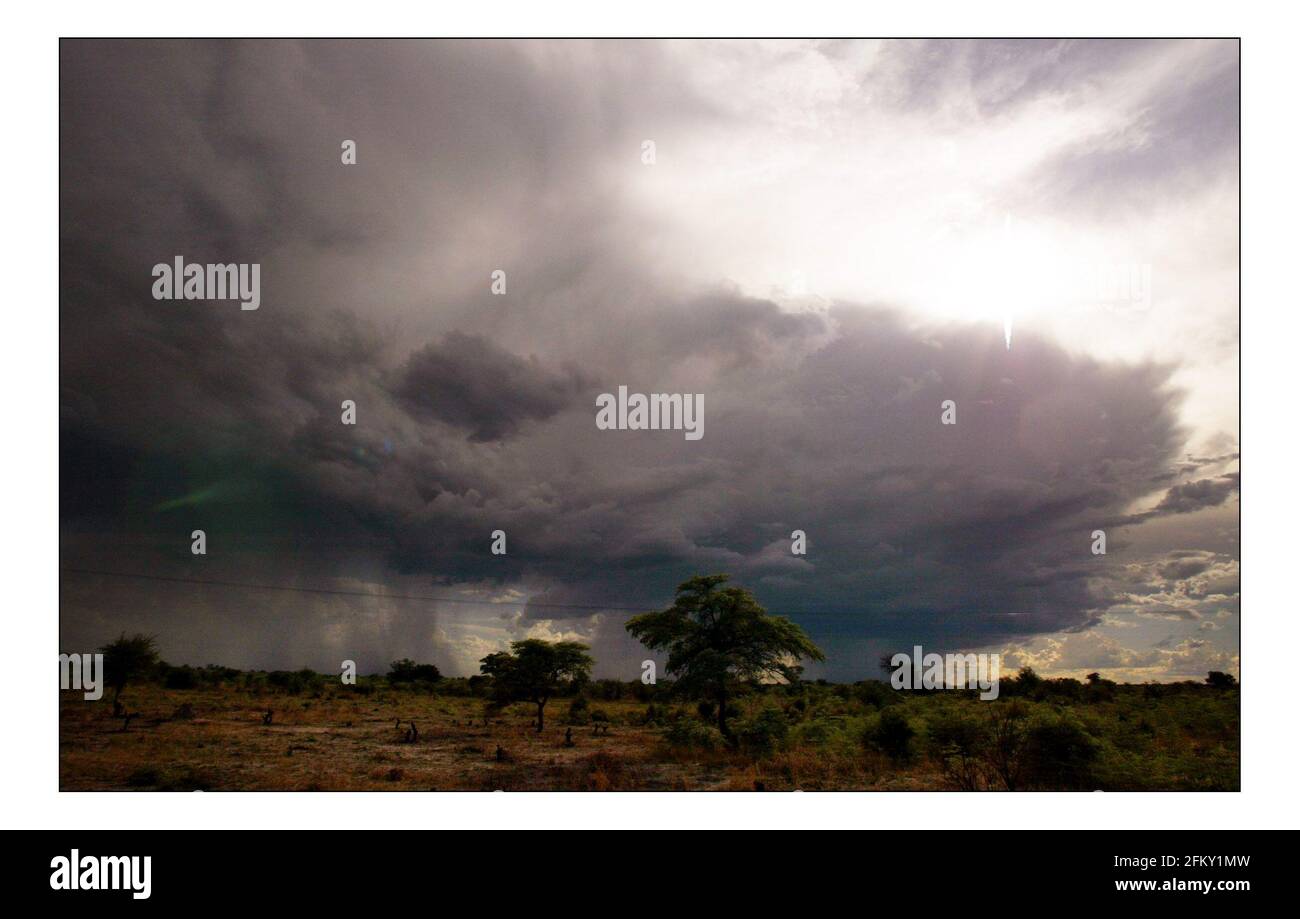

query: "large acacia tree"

left=479, top=639, right=594, bottom=732
left=626, top=574, right=825, bottom=736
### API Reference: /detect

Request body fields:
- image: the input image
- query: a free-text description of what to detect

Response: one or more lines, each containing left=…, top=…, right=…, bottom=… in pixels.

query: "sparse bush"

left=928, top=709, right=989, bottom=790
left=790, top=715, right=836, bottom=747
left=566, top=696, right=591, bottom=725
left=1205, top=671, right=1238, bottom=690
left=985, top=702, right=1032, bottom=790
left=267, top=669, right=321, bottom=695
left=865, top=707, right=916, bottom=762
left=735, top=706, right=789, bottom=756
left=853, top=680, right=896, bottom=709
left=665, top=718, right=724, bottom=751
left=387, top=659, right=442, bottom=685
left=1024, top=714, right=1100, bottom=790
left=589, top=679, right=627, bottom=702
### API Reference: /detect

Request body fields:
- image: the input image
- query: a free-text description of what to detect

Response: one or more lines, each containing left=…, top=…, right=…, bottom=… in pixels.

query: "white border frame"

left=6, top=1, right=1293, bottom=830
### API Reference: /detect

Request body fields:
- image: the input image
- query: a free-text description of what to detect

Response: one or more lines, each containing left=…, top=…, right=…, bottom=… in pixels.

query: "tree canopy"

left=99, top=632, right=160, bottom=703
left=479, top=639, right=594, bottom=732
left=387, top=659, right=442, bottom=684
left=625, top=574, right=824, bottom=735
left=1205, top=670, right=1238, bottom=689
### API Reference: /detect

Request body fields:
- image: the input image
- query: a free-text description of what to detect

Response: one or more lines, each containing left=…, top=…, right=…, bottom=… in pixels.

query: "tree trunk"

left=535, top=700, right=546, bottom=732
left=716, top=690, right=729, bottom=737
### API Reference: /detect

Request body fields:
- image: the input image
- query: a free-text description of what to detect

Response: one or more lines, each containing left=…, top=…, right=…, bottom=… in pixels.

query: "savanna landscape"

left=58, top=664, right=1241, bottom=792
left=59, top=40, right=1241, bottom=798
left=60, top=578, right=1239, bottom=792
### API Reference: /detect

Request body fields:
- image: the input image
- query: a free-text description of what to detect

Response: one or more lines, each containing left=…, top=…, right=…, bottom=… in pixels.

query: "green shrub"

left=566, top=696, right=590, bottom=725
left=927, top=708, right=989, bottom=790
left=1024, top=714, right=1100, bottom=790
left=387, top=659, right=442, bottom=684
left=865, top=707, right=916, bottom=761
left=665, top=718, right=724, bottom=751
left=853, top=680, right=896, bottom=709
left=735, top=706, right=789, bottom=756
left=791, top=715, right=836, bottom=747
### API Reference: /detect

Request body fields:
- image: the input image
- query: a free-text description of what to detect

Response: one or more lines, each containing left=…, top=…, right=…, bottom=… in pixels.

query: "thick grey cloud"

left=393, top=333, right=587, bottom=442
left=1155, top=473, right=1240, bottom=515
left=59, top=40, right=1238, bottom=680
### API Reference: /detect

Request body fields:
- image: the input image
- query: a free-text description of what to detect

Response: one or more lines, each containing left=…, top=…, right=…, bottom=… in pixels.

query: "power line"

left=61, top=567, right=646, bottom=613
left=59, top=566, right=1028, bottom=621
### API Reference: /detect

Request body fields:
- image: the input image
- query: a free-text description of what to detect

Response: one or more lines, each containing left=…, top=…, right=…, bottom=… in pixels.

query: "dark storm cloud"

left=63, top=299, right=1191, bottom=675
left=1154, top=473, right=1240, bottom=515
left=1157, top=555, right=1213, bottom=581
left=59, top=40, right=1234, bottom=679
left=393, top=333, right=587, bottom=441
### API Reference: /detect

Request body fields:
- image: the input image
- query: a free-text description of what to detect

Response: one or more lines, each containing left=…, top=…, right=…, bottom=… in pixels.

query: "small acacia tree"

left=1205, top=671, right=1238, bottom=689
left=625, top=574, right=825, bottom=737
left=387, top=659, right=442, bottom=684
left=479, top=639, right=594, bottom=732
left=99, top=632, right=160, bottom=704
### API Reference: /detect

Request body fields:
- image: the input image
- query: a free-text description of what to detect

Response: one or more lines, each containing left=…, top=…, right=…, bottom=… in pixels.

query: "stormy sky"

left=59, top=39, right=1239, bottom=682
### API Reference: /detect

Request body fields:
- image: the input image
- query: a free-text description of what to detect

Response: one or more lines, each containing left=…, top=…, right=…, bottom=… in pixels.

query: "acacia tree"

left=99, top=632, right=160, bottom=704
left=625, top=574, right=825, bottom=737
left=387, top=659, right=442, bottom=684
left=479, top=639, right=594, bottom=732
left=1205, top=671, right=1238, bottom=689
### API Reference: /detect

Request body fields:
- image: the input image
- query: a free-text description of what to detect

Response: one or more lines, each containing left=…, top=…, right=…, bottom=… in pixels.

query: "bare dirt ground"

left=60, top=687, right=915, bottom=791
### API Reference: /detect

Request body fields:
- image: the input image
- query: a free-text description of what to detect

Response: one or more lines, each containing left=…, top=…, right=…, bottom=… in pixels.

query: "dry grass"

left=59, top=686, right=768, bottom=791
left=62, top=682, right=1235, bottom=790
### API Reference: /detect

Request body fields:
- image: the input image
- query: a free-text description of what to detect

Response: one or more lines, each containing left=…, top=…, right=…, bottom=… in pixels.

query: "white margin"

left=4, top=1, right=1293, bottom=830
